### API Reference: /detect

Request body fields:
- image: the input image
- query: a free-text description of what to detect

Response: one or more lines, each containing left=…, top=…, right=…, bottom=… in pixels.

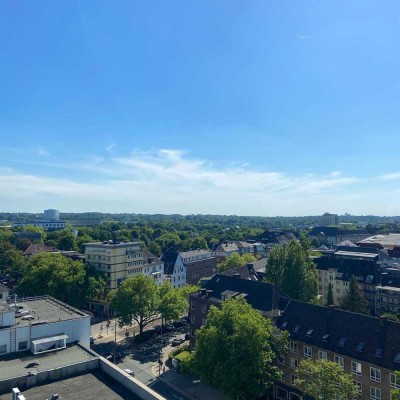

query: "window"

left=190, top=315, right=195, bottom=324
left=290, top=341, right=298, bottom=354
left=390, top=373, right=400, bottom=389
left=370, top=367, right=381, bottom=382
left=353, top=381, right=362, bottom=396
left=370, top=387, right=381, bottom=400
left=0, top=345, right=6, bottom=354
left=201, top=304, right=207, bottom=313
left=304, top=346, right=312, bottom=359
left=290, top=374, right=298, bottom=385
left=277, top=356, right=285, bottom=365
left=334, top=355, right=344, bottom=368
left=18, top=341, right=28, bottom=350
left=318, top=350, right=327, bottom=360
left=276, top=387, right=288, bottom=400
left=290, top=358, right=298, bottom=369
left=190, top=301, right=196, bottom=310
left=351, top=361, right=362, bottom=375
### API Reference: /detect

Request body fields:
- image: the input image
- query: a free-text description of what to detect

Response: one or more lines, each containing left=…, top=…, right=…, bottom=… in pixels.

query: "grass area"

left=174, top=351, right=190, bottom=362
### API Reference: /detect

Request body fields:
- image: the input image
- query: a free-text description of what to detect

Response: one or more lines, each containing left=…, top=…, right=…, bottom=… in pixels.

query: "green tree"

left=148, top=241, right=161, bottom=257
left=158, top=282, right=186, bottom=325
left=296, top=359, right=357, bottom=400
left=217, top=253, right=256, bottom=272
left=391, top=372, right=400, bottom=400
left=264, top=241, right=318, bottom=302
left=17, top=253, right=103, bottom=308
left=0, top=244, right=26, bottom=279
left=191, top=297, right=288, bottom=400
left=326, top=283, right=334, bottom=306
left=23, top=225, right=46, bottom=241
left=110, top=275, right=159, bottom=335
left=340, top=275, right=369, bottom=315
left=190, top=237, right=208, bottom=250
left=15, top=238, right=32, bottom=251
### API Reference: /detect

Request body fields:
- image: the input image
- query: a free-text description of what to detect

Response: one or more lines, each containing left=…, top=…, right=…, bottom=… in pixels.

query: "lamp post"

left=114, top=312, right=117, bottom=364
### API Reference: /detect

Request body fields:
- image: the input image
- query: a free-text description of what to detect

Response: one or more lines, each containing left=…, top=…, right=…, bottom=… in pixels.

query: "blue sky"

left=1, top=0, right=400, bottom=216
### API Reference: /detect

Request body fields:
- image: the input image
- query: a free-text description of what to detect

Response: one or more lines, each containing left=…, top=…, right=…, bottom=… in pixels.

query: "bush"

left=175, top=350, right=190, bottom=362
left=168, top=344, right=189, bottom=359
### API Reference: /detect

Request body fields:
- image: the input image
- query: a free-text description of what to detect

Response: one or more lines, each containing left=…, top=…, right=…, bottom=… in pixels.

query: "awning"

left=32, top=334, right=68, bottom=345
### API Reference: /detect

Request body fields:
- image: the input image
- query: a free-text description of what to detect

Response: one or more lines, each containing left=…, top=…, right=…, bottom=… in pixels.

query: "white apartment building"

left=0, top=296, right=90, bottom=356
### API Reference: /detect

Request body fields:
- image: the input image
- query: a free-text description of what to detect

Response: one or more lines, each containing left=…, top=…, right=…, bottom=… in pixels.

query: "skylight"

left=339, top=337, right=347, bottom=347
left=394, top=353, right=400, bottom=363
left=306, top=329, right=314, bottom=336
left=375, top=348, right=383, bottom=357
left=293, top=325, right=300, bottom=333
left=356, top=342, right=364, bottom=352
left=322, top=334, right=330, bottom=341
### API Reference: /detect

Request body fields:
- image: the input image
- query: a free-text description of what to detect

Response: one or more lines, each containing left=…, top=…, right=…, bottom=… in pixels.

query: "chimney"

left=247, top=262, right=254, bottom=272
left=379, top=315, right=387, bottom=327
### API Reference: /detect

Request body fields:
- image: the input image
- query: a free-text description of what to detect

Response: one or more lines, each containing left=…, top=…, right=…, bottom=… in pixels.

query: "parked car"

left=124, top=369, right=135, bottom=376
left=184, top=333, right=191, bottom=341
left=171, top=338, right=185, bottom=347
left=165, top=323, right=175, bottom=332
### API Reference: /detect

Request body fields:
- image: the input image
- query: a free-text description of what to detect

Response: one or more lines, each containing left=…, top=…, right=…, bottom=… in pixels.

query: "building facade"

left=275, top=300, right=400, bottom=400
left=318, top=212, right=339, bottom=226
left=161, top=251, right=186, bottom=289
left=180, top=249, right=217, bottom=285
left=0, top=296, right=90, bottom=356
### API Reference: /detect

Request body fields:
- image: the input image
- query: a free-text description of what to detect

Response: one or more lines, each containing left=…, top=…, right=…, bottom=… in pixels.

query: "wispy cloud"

left=297, top=35, right=312, bottom=40
left=380, top=172, right=400, bottom=181
left=37, top=148, right=50, bottom=156
left=0, top=148, right=368, bottom=215
left=106, top=143, right=116, bottom=153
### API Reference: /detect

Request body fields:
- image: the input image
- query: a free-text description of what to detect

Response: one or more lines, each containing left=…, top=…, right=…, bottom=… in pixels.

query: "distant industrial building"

left=318, top=212, right=339, bottom=226
left=43, top=209, right=60, bottom=221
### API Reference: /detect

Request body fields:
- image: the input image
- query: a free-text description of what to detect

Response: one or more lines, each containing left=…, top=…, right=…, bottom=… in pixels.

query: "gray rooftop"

left=0, top=345, right=95, bottom=382
left=180, top=249, right=212, bottom=258
left=1, top=297, right=89, bottom=329
left=0, top=371, right=140, bottom=400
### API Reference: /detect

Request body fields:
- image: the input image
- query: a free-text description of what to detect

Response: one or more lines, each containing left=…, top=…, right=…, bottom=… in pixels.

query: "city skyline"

left=1, top=1, right=400, bottom=215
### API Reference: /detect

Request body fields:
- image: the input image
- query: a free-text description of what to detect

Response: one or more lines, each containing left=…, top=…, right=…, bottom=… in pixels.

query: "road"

left=148, top=380, right=190, bottom=400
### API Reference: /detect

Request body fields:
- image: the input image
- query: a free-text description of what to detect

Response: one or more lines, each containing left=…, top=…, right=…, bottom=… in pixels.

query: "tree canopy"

left=17, top=253, right=105, bottom=308
left=217, top=252, right=256, bottom=272
left=110, top=275, right=160, bottom=335
left=340, top=275, right=370, bottom=315
left=296, top=359, right=358, bottom=400
left=264, top=241, right=318, bottom=302
left=191, top=297, right=288, bottom=400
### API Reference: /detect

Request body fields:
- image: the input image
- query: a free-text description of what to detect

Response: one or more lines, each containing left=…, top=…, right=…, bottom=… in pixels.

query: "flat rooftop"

left=335, top=250, right=378, bottom=258
left=4, top=297, right=89, bottom=328
left=0, top=345, right=95, bottom=381
left=0, top=370, right=141, bottom=400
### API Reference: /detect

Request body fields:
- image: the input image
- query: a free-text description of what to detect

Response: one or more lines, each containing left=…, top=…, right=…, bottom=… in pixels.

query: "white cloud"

left=297, top=35, right=313, bottom=40
left=106, top=143, right=116, bottom=153
left=0, top=149, right=367, bottom=215
left=380, top=172, right=400, bottom=181
left=37, top=148, right=50, bottom=156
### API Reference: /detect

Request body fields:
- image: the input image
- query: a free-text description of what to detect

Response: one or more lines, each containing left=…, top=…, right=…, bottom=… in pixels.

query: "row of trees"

left=110, top=275, right=197, bottom=335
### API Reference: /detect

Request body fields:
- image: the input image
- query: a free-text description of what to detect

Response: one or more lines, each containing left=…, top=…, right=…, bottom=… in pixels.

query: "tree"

left=326, top=283, right=334, bottom=306
left=110, top=275, right=159, bottom=335
left=340, top=275, right=370, bottom=315
left=158, top=282, right=186, bottom=325
left=190, top=237, right=208, bottom=250
left=0, top=244, right=26, bottom=279
left=296, top=359, right=357, bottom=400
left=264, top=241, right=318, bottom=302
left=23, top=225, right=46, bottom=242
left=148, top=241, right=161, bottom=257
left=391, top=372, right=400, bottom=400
left=217, top=253, right=256, bottom=272
left=16, top=253, right=104, bottom=308
left=191, top=297, right=288, bottom=400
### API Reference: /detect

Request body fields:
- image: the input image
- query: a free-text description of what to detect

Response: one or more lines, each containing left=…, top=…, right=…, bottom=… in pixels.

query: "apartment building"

left=314, top=246, right=400, bottom=314
left=308, top=227, right=371, bottom=245
left=275, top=300, right=400, bottom=400
left=188, top=274, right=289, bottom=347
left=358, top=233, right=400, bottom=258
left=318, top=212, right=339, bottom=226
left=212, top=242, right=239, bottom=263
left=161, top=251, right=186, bottom=288
left=180, top=249, right=217, bottom=285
